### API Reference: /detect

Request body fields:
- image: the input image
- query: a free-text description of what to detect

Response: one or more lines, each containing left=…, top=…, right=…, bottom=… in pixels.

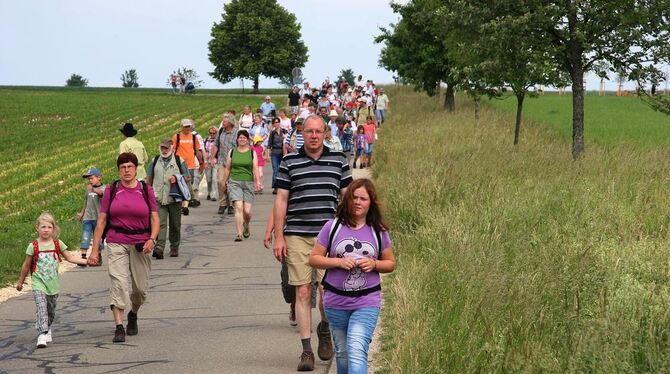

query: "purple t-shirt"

left=316, top=219, right=392, bottom=310
left=100, top=182, right=158, bottom=244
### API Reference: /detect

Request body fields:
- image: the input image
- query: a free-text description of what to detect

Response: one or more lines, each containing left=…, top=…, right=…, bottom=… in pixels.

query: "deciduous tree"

left=208, top=0, right=308, bottom=93
left=66, top=74, right=88, bottom=87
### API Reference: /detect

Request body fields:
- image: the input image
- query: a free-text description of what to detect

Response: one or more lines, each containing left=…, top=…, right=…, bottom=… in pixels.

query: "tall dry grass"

left=374, top=86, right=670, bottom=373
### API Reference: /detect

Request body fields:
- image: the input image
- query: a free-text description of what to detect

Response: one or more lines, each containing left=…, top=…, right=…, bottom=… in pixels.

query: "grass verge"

left=374, top=87, right=670, bottom=372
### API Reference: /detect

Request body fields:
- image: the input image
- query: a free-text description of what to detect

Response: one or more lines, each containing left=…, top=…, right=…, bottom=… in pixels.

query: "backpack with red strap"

left=31, top=240, right=62, bottom=273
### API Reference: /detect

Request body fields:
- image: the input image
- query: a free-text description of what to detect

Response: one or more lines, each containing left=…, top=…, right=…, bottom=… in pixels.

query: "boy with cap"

left=77, top=167, right=106, bottom=265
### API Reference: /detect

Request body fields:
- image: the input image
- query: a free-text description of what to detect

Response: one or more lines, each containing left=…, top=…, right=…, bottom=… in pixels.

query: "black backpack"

left=102, top=180, right=152, bottom=240
left=150, top=154, right=184, bottom=178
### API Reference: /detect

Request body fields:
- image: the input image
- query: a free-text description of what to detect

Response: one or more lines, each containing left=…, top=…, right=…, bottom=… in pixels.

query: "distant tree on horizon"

left=121, top=69, right=139, bottom=88
left=339, top=68, right=355, bottom=86
left=208, top=0, right=308, bottom=93
left=66, top=73, right=88, bottom=87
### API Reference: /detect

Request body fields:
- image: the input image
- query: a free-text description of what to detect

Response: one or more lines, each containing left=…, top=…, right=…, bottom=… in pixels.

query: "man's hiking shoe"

left=234, top=235, right=243, bottom=242
left=126, top=312, right=138, bottom=336
left=153, top=251, right=164, bottom=260
left=243, top=222, right=250, bottom=238
left=217, top=206, right=226, bottom=214
left=297, top=351, right=315, bottom=371
left=182, top=207, right=189, bottom=216
left=36, top=333, right=48, bottom=348
left=113, top=326, right=126, bottom=343
left=316, top=321, right=334, bottom=361
left=227, top=206, right=234, bottom=215
left=169, top=250, right=179, bottom=257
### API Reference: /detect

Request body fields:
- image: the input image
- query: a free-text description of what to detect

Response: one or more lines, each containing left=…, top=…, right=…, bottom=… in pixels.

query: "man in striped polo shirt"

left=273, top=114, right=352, bottom=371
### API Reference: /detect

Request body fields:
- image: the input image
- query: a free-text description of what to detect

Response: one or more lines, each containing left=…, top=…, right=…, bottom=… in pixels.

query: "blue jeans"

left=80, top=220, right=104, bottom=249
left=270, top=152, right=283, bottom=188
left=325, top=307, right=380, bottom=374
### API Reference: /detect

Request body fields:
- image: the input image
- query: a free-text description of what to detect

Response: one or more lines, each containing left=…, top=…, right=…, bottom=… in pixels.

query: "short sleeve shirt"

left=317, top=220, right=392, bottom=309
left=83, top=185, right=107, bottom=221
left=275, top=147, right=352, bottom=236
left=26, top=240, right=69, bottom=295
left=172, top=133, right=201, bottom=169
left=100, top=182, right=158, bottom=244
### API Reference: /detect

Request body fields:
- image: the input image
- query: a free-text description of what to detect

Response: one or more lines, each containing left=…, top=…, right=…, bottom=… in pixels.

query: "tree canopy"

left=208, top=0, right=308, bottom=93
left=121, top=69, right=139, bottom=88
left=66, top=73, right=88, bottom=87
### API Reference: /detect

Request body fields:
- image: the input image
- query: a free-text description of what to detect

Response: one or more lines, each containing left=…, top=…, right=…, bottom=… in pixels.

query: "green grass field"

left=373, top=87, right=670, bottom=372
left=0, top=88, right=268, bottom=285
left=487, top=92, right=670, bottom=147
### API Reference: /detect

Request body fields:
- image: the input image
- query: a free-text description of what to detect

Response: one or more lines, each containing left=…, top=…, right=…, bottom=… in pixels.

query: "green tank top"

left=230, top=148, right=253, bottom=181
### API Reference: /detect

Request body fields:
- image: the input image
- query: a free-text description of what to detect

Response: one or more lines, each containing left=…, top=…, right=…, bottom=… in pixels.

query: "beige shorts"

left=285, top=235, right=324, bottom=286
left=107, top=242, right=151, bottom=310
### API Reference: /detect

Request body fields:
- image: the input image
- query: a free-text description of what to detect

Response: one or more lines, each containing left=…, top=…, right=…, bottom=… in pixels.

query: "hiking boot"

left=316, top=321, right=333, bottom=361
left=113, top=326, right=126, bottom=343
left=153, top=251, right=164, bottom=260
left=182, top=207, right=189, bottom=216
left=243, top=222, right=250, bottom=238
left=297, top=351, right=315, bottom=371
left=126, top=312, right=138, bottom=336
left=169, top=250, right=179, bottom=257
left=36, top=333, right=48, bottom=348
left=190, top=199, right=201, bottom=207
left=217, top=206, right=226, bottom=214
left=234, top=235, right=243, bottom=242
left=227, top=206, right=234, bottom=215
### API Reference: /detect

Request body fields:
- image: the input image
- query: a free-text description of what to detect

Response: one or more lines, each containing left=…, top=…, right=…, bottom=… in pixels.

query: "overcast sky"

left=1, top=1, right=664, bottom=91
left=1, top=0, right=404, bottom=89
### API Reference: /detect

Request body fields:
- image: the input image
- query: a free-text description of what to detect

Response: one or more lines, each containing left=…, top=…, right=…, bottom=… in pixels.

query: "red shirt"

left=362, top=122, right=376, bottom=144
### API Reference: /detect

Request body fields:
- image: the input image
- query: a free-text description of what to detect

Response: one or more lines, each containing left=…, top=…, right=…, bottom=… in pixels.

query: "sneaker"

left=289, top=306, right=297, bottom=327
left=113, top=326, right=126, bottom=343
left=297, top=351, right=315, bottom=371
left=169, top=250, right=179, bottom=257
left=316, top=321, right=334, bottom=361
left=234, top=235, right=243, bottom=242
left=206, top=194, right=211, bottom=201
left=227, top=206, right=234, bottom=215
left=190, top=199, right=201, bottom=208
left=78, top=253, right=87, bottom=267
left=182, top=207, right=189, bottom=216
left=36, top=333, right=48, bottom=348
left=243, top=222, right=250, bottom=238
left=126, top=312, right=138, bottom=336
left=211, top=197, right=217, bottom=202
left=217, top=206, right=226, bottom=214
left=153, top=251, right=164, bottom=260
left=46, top=329, right=52, bottom=343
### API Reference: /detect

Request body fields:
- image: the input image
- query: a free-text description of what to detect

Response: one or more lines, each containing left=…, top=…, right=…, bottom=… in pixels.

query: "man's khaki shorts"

left=285, top=235, right=324, bottom=286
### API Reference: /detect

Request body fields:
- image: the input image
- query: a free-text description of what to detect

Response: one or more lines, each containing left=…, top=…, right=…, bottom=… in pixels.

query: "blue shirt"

left=260, top=102, right=276, bottom=117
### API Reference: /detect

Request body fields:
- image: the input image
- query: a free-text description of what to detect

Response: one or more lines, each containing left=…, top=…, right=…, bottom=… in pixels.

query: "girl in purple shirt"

left=309, top=178, right=396, bottom=374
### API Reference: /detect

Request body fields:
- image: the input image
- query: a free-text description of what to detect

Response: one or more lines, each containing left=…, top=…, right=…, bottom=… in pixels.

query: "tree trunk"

left=253, top=76, right=260, bottom=94
left=571, top=66, right=585, bottom=159
left=444, top=84, right=455, bottom=112
left=514, top=92, right=525, bottom=145
left=474, top=95, right=481, bottom=126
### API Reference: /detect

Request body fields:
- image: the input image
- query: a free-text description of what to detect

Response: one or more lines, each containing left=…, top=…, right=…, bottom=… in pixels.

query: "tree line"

left=375, top=0, right=670, bottom=159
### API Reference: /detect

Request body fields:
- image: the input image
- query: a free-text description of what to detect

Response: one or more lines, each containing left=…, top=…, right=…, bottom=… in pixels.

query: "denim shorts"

left=80, top=220, right=104, bottom=249
left=366, top=143, right=374, bottom=156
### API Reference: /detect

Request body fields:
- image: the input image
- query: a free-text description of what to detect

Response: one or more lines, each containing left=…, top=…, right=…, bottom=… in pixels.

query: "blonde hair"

left=36, top=212, right=60, bottom=239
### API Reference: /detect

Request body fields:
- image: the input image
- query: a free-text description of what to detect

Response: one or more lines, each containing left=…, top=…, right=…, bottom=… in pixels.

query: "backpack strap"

left=53, top=240, right=62, bottom=262
left=176, top=133, right=180, bottom=151
left=151, top=155, right=160, bottom=178
left=193, top=134, right=197, bottom=157
left=31, top=240, right=39, bottom=273
left=325, top=218, right=343, bottom=257
left=372, top=225, right=383, bottom=260
left=101, top=180, right=119, bottom=240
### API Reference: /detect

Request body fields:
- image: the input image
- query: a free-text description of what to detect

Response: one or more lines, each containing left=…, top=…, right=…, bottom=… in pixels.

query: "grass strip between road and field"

left=374, top=87, right=670, bottom=372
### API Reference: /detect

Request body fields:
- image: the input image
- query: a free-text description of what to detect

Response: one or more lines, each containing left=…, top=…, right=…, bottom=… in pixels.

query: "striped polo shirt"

left=275, top=146, right=353, bottom=236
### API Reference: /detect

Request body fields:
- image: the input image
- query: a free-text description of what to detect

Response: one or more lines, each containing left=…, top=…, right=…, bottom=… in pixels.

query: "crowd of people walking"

left=14, top=75, right=394, bottom=373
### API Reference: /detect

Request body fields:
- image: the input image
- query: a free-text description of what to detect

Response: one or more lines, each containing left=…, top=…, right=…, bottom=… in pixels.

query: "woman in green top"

left=221, top=130, right=262, bottom=241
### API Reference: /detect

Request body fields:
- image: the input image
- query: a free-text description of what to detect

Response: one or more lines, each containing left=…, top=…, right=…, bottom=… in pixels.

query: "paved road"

left=0, top=172, right=333, bottom=373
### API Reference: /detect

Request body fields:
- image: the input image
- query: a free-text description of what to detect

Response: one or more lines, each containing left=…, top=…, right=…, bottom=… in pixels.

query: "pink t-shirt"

left=100, top=181, right=158, bottom=244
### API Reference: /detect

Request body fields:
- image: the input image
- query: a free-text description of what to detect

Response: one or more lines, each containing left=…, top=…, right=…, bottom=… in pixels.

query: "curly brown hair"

left=335, top=178, right=389, bottom=232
